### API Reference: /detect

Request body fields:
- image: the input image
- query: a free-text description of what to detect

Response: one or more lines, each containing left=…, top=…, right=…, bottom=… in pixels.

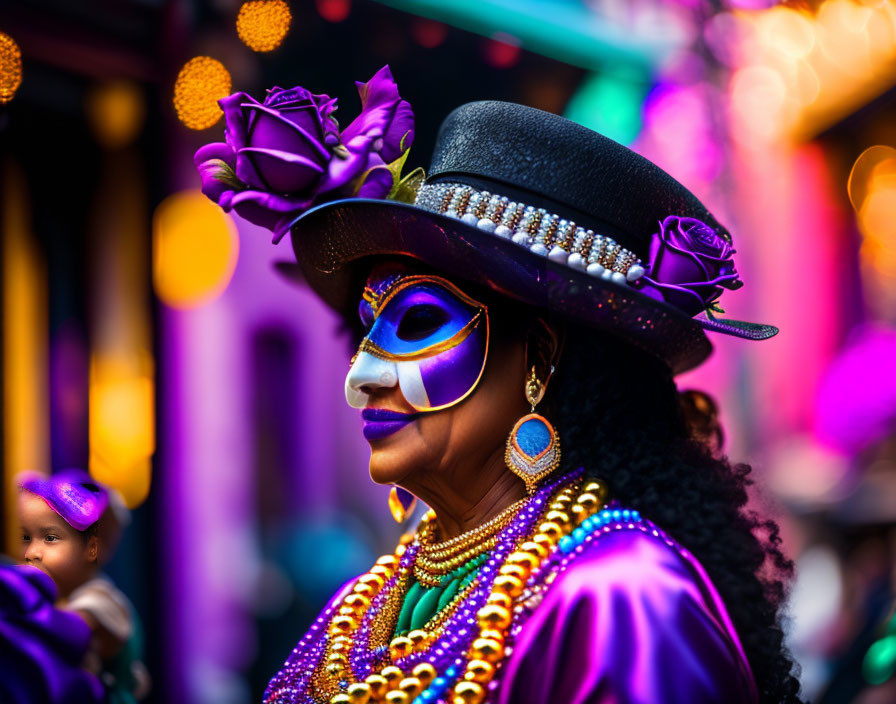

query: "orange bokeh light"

left=85, top=80, right=146, bottom=149
left=153, top=190, right=239, bottom=309
left=0, top=31, right=22, bottom=104
left=731, top=0, right=896, bottom=141
left=89, top=358, right=155, bottom=510
left=173, top=57, right=232, bottom=130
left=237, top=0, right=292, bottom=53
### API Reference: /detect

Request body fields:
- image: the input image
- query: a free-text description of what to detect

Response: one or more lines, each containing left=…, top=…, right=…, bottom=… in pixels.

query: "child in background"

left=17, top=469, right=149, bottom=703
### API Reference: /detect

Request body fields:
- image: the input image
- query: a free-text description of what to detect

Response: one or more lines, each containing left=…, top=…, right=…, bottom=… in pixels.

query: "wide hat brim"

left=278, top=197, right=718, bottom=375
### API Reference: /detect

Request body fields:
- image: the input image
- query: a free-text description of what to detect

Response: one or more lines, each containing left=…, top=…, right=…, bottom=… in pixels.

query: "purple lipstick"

left=361, top=408, right=420, bottom=441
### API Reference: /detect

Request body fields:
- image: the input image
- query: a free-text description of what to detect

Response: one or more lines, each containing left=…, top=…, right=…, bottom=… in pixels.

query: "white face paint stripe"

left=344, top=351, right=399, bottom=409
left=396, top=361, right=431, bottom=410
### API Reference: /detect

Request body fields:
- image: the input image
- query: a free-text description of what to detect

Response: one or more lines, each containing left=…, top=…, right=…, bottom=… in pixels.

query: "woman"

left=195, top=67, right=801, bottom=703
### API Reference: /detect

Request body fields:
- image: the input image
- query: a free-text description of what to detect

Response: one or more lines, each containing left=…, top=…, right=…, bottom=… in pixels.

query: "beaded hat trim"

left=413, top=182, right=647, bottom=287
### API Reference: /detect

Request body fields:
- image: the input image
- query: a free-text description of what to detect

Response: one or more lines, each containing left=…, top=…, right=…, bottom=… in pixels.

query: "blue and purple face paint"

left=345, top=266, right=489, bottom=439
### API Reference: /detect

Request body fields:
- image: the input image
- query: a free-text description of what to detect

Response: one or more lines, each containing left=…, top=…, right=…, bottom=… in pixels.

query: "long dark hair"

left=545, top=324, right=803, bottom=704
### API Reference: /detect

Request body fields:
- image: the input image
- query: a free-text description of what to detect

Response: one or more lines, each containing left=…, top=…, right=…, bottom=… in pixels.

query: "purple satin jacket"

left=497, top=529, right=758, bottom=704
left=267, top=520, right=759, bottom=703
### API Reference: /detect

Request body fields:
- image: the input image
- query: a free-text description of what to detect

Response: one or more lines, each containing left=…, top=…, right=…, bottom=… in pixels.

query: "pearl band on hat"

left=414, top=182, right=646, bottom=285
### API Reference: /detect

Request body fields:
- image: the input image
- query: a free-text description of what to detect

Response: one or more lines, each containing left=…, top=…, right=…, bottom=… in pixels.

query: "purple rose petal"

left=246, top=105, right=332, bottom=161
left=320, top=132, right=382, bottom=193
left=643, top=215, right=742, bottom=316
left=381, top=99, right=414, bottom=162
left=230, top=189, right=313, bottom=242
left=239, top=148, right=326, bottom=193
left=194, top=142, right=238, bottom=203
left=193, top=66, right=414, bottom=242
left=219, top=92, right=258, bottom=151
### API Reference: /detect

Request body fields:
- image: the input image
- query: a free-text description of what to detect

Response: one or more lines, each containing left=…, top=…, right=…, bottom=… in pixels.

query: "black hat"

left=280, top=101, right=777, bottom=374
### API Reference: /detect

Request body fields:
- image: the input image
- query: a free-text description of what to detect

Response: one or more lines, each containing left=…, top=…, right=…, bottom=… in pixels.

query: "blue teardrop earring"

left=505, top=366, right=561, bottom=494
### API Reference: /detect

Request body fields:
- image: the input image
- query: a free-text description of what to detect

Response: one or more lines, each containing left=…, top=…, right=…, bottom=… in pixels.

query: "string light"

left=0, top=31, right=22, bottom=104
left=236, top=0, right=292, bottom=53
left=173, top=57, right=232, bottom=130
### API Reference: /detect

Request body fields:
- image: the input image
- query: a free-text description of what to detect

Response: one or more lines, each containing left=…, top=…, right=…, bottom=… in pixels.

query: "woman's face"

left=345, top=263, right=529, bottom=487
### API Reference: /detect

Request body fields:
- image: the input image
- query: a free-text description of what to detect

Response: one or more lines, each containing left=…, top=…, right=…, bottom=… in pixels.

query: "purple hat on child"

left=20, top=469, right=109, bottom=532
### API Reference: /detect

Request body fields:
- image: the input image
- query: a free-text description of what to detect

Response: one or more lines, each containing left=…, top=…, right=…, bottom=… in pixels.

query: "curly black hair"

left=545, top=324, right=803, bottom=704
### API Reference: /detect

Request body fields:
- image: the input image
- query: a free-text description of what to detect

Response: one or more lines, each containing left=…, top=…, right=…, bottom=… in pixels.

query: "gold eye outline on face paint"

left=351, top=275, right=489, bottom=365
left=357, top=309, right=485, bottom=362
left=363, top=274, right=486, bottom=318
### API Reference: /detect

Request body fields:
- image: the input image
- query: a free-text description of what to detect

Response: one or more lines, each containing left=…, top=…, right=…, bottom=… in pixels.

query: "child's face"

left=18, top=491, right=98, bottom=599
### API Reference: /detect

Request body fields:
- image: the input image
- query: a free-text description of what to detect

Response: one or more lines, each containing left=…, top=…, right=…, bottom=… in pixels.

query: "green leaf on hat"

left=383, top=148, right=410, bottom=198
left=391, top=167, right=426, bottom=204
left=209, top=159, right=244, bottom=190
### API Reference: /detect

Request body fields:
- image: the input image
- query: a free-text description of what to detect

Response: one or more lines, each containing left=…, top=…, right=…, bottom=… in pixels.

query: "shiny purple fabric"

left=497, top=529, right=758, bottom=704
left=0, top=565, right=103, bottom=704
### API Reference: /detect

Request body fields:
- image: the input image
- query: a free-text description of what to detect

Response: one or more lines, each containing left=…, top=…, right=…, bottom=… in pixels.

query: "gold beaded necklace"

left=414, top=497, right=529, bottom=587
left=312, top=478, right=610, bottom=704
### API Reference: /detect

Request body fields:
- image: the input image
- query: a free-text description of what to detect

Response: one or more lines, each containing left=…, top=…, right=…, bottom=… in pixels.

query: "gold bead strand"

left=449, top=480, right=582, bottom=703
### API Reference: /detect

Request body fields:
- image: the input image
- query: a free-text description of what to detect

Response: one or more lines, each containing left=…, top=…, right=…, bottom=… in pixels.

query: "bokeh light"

left=85, top=80, right=146, bottom=149
left=153, top=190, right=239, bottom=308
left=89, top=356, right=154, bottom=510
left=639, top=82, right=722, bottom=184
left=815, top=325, right=896, bottom=455
left=864, top=634, right=896, bottom=686
left=173, top=56, right=232, bottom=130
left=565, top=69, right=647, bottom=146
left=236, top=0, right=292, bottom=53
left=0, top=31, right=23, bottom=104
left=758, top=7, right=815, bottom=58
left=847, top=145, right=896, bottom=212
left=730, top=0, right=896, bottom=141
left=848, top=146, right=896, bottom=316
left=316, top=0, right=351, bottom=23
left=483, top=33, right=521, bottom=69
left=730, top=64, right=789, bottom=140
left=411, top=18, right=448, bottom=49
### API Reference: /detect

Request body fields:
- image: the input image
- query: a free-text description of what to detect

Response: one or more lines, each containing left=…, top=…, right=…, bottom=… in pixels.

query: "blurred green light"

left=564, top=69, right=648, bottom=146
left=863, top=634, right=896, bottom=686
left=372, top=0, right=674, bottom=71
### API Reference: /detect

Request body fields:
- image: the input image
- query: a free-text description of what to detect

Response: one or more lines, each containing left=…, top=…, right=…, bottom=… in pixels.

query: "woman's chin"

left=367, top=440, right=425, bottom=486
left=368, top=454, right=410, bottom=486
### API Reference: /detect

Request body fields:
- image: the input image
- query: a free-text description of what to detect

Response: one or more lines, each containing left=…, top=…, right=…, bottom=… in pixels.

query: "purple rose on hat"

left=638, top=215, right=743, bottom=316
left=194, top=65, right=415, bottom=243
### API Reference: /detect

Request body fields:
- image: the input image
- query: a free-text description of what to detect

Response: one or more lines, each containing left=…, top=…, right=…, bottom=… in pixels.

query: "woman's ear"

left=526, top=317, right=565, bottom=390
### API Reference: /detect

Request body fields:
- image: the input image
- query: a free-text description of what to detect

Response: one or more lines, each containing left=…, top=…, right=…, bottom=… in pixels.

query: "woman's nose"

left=345, top=351, right=399, bottom=408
